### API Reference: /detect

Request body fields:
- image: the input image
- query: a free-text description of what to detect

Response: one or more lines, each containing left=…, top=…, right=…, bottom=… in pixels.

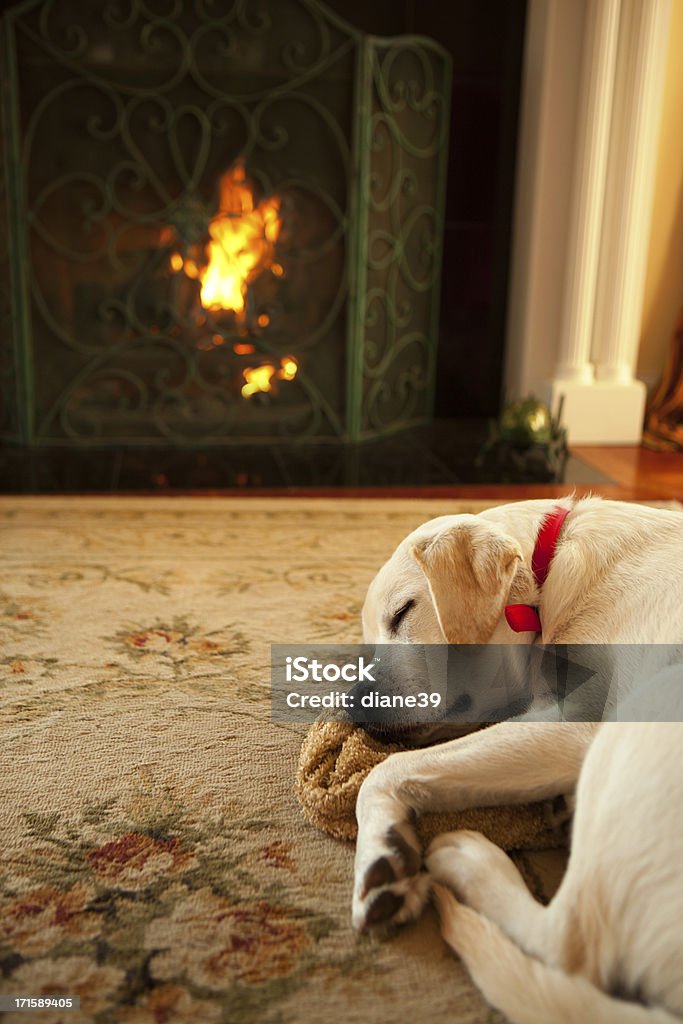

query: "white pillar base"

left=550, top=378, right=646, bottom=444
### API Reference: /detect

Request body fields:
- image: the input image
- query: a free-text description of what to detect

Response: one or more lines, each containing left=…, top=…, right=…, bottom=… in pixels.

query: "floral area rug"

left=0, top=496, right=567, bottom=1024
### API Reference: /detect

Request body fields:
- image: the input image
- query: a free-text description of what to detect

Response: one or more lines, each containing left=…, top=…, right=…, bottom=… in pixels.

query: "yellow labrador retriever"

left=354, top=496, right=683, bottom=1023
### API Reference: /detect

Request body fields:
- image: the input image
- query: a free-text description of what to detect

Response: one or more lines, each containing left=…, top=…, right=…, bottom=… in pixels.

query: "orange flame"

left=241, top=356, right=298, bottom=398
left=169, top=161, right=281, bottom=322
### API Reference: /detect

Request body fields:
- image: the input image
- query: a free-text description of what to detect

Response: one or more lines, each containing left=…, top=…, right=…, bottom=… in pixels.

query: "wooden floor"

left=568, top=446, right=683, bottom=501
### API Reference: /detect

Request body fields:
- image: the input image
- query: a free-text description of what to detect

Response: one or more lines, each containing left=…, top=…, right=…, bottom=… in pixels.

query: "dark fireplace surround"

left=1, top=0, right=454, bottom=448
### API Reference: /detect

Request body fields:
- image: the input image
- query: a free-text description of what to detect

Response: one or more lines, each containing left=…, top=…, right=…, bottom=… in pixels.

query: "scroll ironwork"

left=1, top=0, right=450, bottom=445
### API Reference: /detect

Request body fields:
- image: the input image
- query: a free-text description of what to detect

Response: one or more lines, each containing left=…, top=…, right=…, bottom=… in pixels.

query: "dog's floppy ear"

left=411, top=519, right=522, bottom=643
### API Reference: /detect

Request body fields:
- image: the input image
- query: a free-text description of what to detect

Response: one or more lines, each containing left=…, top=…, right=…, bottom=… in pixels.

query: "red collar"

left=504, top=505, right=570, bottom=634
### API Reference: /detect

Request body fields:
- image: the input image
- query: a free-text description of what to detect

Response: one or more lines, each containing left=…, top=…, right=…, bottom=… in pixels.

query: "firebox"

left=0, top=0, right=451, bottom=446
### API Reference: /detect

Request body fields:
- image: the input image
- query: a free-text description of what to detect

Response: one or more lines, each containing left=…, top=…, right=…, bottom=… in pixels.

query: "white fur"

left=354, top=496, right=683, bottom=1022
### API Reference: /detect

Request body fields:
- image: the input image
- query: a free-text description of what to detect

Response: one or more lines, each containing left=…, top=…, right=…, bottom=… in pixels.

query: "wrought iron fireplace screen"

left=1, top=0, right=450, bottom=445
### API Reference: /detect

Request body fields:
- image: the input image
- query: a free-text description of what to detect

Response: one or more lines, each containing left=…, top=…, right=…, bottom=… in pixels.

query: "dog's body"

left=354, top=496, right=683, bottom=1022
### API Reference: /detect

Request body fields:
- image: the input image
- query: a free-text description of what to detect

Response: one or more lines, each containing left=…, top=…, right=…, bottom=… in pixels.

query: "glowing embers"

left=241, top=356, right=298, bottom=398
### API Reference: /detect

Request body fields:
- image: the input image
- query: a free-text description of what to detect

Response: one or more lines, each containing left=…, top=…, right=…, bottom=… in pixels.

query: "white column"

left=592, top=0, right=671, bottom=381
left=552, top=0, right=672, bottom=443
left=552, top=0, right=621, bottom=386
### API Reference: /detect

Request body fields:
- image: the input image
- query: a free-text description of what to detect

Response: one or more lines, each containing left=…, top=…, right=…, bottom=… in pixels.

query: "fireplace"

left=0, top=0, right=451, bottom=446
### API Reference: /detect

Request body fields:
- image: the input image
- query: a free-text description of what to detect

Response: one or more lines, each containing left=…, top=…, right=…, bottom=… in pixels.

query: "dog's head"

left=356, top=514, right=532, bottom=743
left=362, top=514, right=525, bottom=646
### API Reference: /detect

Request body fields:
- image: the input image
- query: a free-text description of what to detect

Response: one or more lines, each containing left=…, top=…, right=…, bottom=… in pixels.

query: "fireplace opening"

left=0, top=0, right=567, bottom=490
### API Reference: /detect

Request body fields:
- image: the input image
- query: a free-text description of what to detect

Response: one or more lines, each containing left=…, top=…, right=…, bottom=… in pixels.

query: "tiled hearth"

left=0, top=419, right=613, bottom=493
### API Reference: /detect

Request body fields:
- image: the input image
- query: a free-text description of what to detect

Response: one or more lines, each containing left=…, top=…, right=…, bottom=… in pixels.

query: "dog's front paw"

left=352, top=820, right=430, bottom=932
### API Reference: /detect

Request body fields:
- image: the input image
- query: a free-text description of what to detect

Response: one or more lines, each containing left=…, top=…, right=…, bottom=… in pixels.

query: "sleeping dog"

left=354, top=496, right=683, bottom=1023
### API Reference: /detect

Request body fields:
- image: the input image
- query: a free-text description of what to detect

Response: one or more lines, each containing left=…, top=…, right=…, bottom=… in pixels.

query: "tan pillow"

left=296, top=720, right=569, bottom=851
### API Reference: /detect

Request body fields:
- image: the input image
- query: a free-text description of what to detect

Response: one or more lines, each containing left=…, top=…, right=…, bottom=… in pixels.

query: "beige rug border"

left=0, top=495, right=504, bottom=513
left=0, top=494, right=679, bottom=516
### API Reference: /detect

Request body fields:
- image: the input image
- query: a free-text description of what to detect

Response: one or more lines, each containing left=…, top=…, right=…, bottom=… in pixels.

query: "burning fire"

left=168, top=161, right=298, bottom=399
left=170, top=161, right=281, bottom=321
left=242, top=356, right=298, bottom=398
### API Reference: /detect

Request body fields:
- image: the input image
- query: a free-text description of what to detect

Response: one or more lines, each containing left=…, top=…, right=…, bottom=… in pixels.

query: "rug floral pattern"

left=0, top=497, right=565, bottom=1024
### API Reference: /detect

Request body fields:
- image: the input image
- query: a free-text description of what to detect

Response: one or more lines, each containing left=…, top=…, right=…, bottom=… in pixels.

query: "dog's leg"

left=427, top=830, right=561, bottom=962
left=353, top=721, right=595, bottom=932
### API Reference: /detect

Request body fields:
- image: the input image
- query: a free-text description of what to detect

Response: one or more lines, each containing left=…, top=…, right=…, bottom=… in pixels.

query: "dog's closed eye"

left=389, top=599, right=415, bottom=633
